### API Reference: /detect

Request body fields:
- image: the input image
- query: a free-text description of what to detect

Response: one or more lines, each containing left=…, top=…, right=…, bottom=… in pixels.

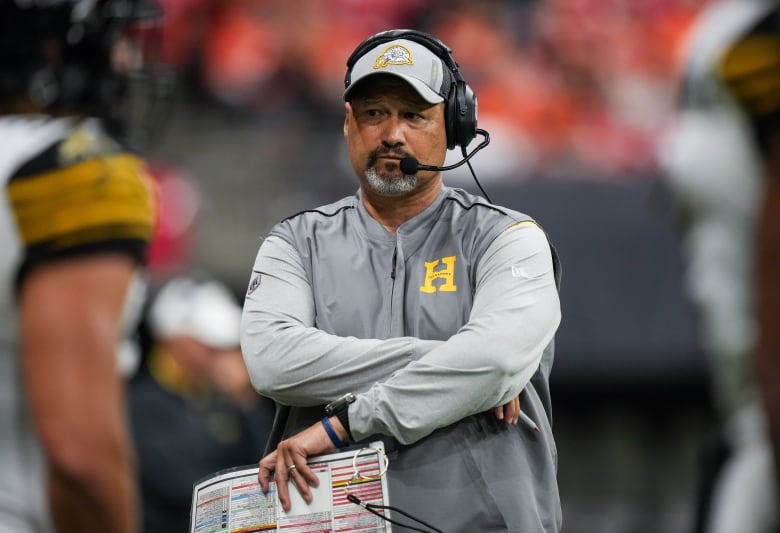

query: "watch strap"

left=334, top=405, right=352, bottom=441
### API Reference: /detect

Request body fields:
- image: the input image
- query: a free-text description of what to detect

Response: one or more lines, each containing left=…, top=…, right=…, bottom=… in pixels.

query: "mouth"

left=377, top=156, right=402, bottom=168
left=368, top=150, right=408, bottom=168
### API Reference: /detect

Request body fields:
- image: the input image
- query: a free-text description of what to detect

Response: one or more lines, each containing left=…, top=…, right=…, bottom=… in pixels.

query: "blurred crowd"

left=154, top=0, right=709, bottom=181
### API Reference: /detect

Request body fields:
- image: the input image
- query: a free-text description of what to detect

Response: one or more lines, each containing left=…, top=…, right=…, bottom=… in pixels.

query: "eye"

left=357, top=108, right=387, bottom=126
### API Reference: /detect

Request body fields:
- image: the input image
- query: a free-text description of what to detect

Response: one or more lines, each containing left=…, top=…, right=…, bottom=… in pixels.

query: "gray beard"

left=364, top=167, right=417, bottom=196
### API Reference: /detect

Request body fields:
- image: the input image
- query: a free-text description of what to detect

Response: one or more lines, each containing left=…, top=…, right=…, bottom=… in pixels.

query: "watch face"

left=326, top=393, right=355, bottom=414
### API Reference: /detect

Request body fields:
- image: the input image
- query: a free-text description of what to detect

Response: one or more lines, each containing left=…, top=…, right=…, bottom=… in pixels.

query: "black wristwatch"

left=325, top=393, right=356, bottom=441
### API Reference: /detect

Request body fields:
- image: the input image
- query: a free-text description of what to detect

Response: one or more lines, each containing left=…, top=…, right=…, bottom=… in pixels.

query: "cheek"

left=346, top=127, right=374, bottom=161
left=346, top=136, right=369, bottom=172
left=432, top=119, right=448, bottom=153
left=416, top=132, right=448, bottom=165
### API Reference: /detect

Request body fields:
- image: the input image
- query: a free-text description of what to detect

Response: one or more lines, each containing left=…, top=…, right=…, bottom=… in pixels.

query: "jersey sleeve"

left=718, top=9, right=780, bottom=153
left=7, top=124, right=157, bottom=285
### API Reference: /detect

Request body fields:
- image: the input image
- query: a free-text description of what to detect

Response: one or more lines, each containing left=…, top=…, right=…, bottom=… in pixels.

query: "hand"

left=257, top=420, right=335, bottom=512
left=492, top=395, right=520, bottom=425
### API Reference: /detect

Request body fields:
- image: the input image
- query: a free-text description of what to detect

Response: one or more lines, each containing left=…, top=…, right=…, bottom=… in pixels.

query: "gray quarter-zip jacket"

left=241, top=185, right=562, bottom=532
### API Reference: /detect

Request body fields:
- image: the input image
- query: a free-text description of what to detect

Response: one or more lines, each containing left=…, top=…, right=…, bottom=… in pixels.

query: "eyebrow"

left=354, top=94, right=434, bottom=111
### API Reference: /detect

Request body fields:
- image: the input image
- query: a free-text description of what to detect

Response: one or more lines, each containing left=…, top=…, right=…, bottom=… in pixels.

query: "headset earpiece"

left=345, top=29, right=478, bottom=150
left=450, top=78, right=477, bottom=150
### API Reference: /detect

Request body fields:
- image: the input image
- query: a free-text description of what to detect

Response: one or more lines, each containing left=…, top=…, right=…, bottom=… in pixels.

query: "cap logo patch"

left=374, top=44, right=414, bottom=69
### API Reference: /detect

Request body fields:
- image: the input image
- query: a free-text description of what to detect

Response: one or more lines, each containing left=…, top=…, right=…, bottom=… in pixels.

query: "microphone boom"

left=399, top=129, right=490, bottom=175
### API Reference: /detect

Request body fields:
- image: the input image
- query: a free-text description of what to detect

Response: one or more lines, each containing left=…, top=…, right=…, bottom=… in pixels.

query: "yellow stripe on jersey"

left=720, top=34, right=780, bottom=116
left=501, top=220, right=539, bottom=234
left=8, top=153, right=157, bottom=250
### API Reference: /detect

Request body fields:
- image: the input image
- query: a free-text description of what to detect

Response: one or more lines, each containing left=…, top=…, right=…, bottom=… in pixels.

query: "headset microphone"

left=399, top=157, right=462, bottom=174
left=400, top=128, right=490, bottom=175
left=399, top=128, right=492, bottom=202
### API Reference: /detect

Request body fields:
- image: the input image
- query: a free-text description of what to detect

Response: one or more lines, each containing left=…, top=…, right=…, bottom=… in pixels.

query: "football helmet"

left=0, top=0, right=174, bottom=151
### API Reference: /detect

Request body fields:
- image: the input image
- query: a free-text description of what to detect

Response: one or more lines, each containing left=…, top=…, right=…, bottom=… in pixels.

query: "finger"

left=275, top=456, right=293, bottom=511
left=506, top=397, right=520, bottom=425
left=288, top=465, right=313, bottom=505
left=492, top=405, right=504, bottom=420
left=293, top=462, right=320, bottom=493
left=285, top=458, right=320, bottom=505
left=258, top=462, right=272, bottom=493
left=276, top=476, right=292, bottom=511
left=258, top=451, right=277, bottom=493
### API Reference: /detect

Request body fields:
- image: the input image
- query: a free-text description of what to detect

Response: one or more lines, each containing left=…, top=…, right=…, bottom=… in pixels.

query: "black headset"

left=344, top=29, right=477, bottom=150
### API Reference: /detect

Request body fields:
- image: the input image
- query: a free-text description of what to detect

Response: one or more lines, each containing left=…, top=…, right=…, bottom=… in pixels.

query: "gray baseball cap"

left=344, top=38, right=446, bottom=104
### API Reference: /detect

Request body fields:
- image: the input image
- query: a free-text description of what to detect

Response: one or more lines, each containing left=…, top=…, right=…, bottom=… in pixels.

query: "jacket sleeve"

left=240, top=235, right=442, bottom=406
left=349, top=222, right=561, bottom=444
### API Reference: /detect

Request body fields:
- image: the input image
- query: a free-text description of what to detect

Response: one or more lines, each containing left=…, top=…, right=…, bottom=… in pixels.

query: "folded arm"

left=240, top=235, right=442, bottom=405
left=349, top=223, right=560, bottom=443
left=241, top=224, right=560, bottom=444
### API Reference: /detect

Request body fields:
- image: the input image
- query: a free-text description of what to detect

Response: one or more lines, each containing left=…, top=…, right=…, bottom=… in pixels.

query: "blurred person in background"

left=660, top=0, right=780, bottom=531
left=241, top=29, right=561, bottom=532
left=0, top=0, right=170, bottom=531
left=129, top=274, right=274, bottom=533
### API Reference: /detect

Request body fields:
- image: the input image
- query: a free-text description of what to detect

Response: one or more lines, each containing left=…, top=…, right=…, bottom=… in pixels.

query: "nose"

left=380, top=115, right=406, bottom=148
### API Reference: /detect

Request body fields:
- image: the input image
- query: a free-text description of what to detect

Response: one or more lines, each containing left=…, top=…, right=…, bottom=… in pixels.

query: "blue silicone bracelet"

left=321, top=416, right=347, bottom=448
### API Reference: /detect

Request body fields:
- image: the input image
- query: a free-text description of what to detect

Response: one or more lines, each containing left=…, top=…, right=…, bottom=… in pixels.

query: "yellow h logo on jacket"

left=419, top=256, right=457, bottom=293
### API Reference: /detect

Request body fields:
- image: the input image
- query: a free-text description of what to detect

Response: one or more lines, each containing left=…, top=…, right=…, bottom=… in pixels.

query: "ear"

left=343, top=102, right=352, bottom=138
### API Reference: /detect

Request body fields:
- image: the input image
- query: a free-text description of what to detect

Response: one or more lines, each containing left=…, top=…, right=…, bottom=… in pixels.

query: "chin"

left=364, top=169, right=417, bottom=196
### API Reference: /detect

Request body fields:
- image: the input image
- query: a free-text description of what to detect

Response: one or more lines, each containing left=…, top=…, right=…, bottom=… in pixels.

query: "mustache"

left=366, top=148, right=410, bottom=167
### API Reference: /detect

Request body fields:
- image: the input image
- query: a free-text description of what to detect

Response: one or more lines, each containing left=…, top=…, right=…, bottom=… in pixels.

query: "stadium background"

left=146, top=1, right=716, bottom=531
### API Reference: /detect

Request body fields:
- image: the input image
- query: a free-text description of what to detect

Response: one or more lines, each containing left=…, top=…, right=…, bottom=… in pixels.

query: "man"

left=0, top=1, right=167, bottom=531
left=660, top=1, right=780, bottom=531
left=241, top=29, right=562, bottom=531
left=130, top=274, right=274, bottom=533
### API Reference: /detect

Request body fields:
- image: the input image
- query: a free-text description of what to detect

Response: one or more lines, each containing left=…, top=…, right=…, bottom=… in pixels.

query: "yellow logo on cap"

left=374, top=44, right=414, bottom=69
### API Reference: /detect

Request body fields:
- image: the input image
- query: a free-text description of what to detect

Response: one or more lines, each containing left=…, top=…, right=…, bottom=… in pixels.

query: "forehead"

left=347, top=74, right=432, bottom=107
